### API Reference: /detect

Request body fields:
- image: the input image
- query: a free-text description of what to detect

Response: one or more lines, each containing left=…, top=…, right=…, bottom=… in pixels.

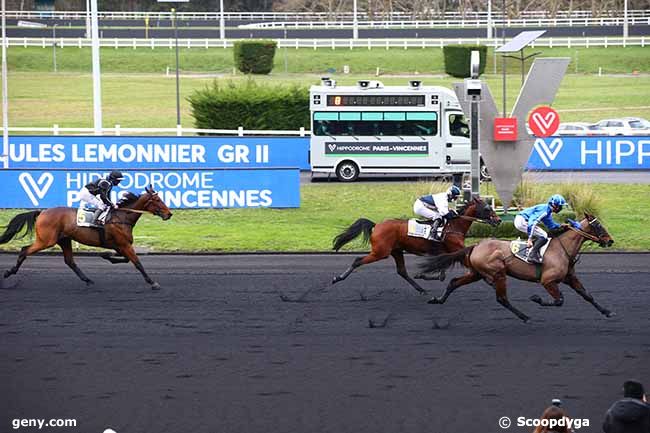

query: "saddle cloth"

left=407, top=219, right=442, bottom=241
left=77, top=207, right=102, bottom=228
left=510, top=238, right=551, bottom=264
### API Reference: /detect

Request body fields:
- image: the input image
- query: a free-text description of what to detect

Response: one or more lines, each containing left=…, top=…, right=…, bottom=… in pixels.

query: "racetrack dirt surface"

left=1, top=253, right=648, bottom=433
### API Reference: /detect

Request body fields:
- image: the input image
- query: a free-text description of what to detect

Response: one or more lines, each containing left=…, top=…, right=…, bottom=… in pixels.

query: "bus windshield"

left=313, top=111, right=438, bottom=137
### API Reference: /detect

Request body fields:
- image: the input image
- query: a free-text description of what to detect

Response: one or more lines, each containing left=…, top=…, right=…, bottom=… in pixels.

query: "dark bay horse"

left=419, top=213, right=614, bottom=322
left=331, top=196, right=501, bottom=293
left=1, top=186, right=172, bottom=290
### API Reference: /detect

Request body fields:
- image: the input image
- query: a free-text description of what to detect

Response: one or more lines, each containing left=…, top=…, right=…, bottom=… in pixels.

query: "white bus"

left=309, top=79, right=485, bottom=182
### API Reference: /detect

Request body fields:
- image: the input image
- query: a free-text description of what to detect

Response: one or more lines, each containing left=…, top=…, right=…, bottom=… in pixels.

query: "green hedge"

left=442, top=45, right=488, bottom=78
left=233, top=40, right=277, bottom=75
left=188, top=80, right=310, bottom=130
left=467, top=211, right=576, bottom=238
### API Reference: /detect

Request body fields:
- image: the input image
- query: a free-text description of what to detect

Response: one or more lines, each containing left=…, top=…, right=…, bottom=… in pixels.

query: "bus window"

left=449, top=113, right=470, bottom=138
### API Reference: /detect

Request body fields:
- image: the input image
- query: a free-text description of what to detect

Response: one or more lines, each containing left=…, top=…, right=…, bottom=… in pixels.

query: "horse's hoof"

left=428, top=297, right=441, bottom=304
left=604, top=310, right=616, bottom=318
left=331, top=277, right=339, bottom=285
left=85, top=280, right=95, bottom=287
left=3, top=271, right=11, bottom=279
left=529, top=295, right=542, bottom=304
left=151, top=282, right=161, bottom=291
left=522, top=316, right=531, bottom=323
left=413, top=273, right=424, bottom=280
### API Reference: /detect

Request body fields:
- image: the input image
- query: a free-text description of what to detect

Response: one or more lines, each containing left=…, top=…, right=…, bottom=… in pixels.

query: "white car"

left=595, top=118, right=649, bottom=136
left=555, top=122, right=604, bottom=136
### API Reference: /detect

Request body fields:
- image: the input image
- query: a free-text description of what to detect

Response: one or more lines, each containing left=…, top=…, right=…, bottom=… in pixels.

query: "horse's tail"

left=332, top=218, right=376, bottom=251
left=0, top=211, right=41, bottom=245
left=419, top=245, right=475, bottom=274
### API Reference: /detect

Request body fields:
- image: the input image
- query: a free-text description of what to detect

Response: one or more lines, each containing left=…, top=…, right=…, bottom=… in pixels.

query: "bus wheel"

left=480, top=159, right=491, bottom=181
left=336, top=161, right=360, bottom=182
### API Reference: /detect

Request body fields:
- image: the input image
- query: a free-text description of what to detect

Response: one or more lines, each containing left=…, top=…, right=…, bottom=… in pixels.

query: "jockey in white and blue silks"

left=514, top=194, right=567, bottom=263
left=413, top=185, right=462, bottom=233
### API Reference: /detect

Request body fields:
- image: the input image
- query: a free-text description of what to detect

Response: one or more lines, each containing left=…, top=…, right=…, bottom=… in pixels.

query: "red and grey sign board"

left=528, top=106, right=560, bottom=138
left=493, top=117, right=518, bottom=141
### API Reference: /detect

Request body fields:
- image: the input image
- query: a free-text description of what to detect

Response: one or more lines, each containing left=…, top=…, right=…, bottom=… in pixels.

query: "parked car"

left=555, top=122, right=604, bottom=136
left=624, top=117, right=650, bottom=131
left=595, top=118, right=649, bottom=136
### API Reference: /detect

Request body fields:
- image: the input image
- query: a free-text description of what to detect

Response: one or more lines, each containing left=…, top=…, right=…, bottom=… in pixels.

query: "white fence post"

left=238, top=126, right=244, bottom=137
left=115, top=124, right=120, bottom=136
left=299, top=127, right=305, bottom=137
left=177, top=124, right=183, bottom=136
left=53, top=124, right=59, bottom=136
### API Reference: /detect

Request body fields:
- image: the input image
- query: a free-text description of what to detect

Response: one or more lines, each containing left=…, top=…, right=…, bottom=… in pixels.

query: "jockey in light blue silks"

left=514, top=194, right=567, bottom=264
left=413, top=185, right=462, bottom=234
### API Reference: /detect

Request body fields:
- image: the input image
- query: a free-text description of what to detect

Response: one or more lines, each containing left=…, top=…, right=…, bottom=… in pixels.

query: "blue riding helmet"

left=548, top=194, right=567, bottom=209
left=447, top=185, right=461, bottom=200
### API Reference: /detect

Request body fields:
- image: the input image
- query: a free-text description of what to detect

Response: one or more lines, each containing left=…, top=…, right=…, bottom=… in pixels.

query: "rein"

left=567, top=225, right=601, bottom=243
left=117, top=208, right=149, bottom=214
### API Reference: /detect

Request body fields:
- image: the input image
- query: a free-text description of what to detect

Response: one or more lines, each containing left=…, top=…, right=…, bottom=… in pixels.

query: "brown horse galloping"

left=1, top=186, right=172, bottom=290
left=331, top=196, right=501, bottom=293
left=419, top=213, right=615, bottom=322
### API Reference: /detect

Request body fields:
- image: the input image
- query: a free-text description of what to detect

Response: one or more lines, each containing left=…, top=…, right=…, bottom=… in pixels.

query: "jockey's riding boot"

left=528, top=236, right=546, bottom=264
left=429, top=218, right=444, bottom=241
left=97, top=209, right=109, bottom=225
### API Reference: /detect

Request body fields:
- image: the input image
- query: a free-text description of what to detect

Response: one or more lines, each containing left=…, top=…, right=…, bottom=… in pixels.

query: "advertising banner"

left=324, top=142, right=429, bottom=155
left=5, top=136, right=310, bottom=170
left=0, top=169, right=300, bottom=209
left=528, top=137, right=650, bottom=170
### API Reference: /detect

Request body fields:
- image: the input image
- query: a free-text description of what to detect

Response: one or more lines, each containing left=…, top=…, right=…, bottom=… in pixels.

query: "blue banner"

left=0, top=169, right=300, bottom=209
left=527, top=136, right=650, bottom=170
left=6, top=136, right=310, bottom=170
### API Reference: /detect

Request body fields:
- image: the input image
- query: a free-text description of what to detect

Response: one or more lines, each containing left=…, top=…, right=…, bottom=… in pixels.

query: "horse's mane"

left=457, top=196, right=483, bottom=215
left=117, top=192, right=140, bottom=207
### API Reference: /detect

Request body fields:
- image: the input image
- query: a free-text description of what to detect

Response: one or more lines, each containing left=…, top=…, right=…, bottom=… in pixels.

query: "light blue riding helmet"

left=548, top=194, right=567, bottom=209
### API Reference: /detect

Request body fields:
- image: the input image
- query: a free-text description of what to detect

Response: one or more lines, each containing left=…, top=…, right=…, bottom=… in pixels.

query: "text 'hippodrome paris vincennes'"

left=9, top=143, right=270, bottom=164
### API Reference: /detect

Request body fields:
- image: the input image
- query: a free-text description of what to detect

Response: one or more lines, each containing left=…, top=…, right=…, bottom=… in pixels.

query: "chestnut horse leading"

left=0, top=186, right=172, bottom=290
left=419, top=213, right=615, bottom=322
left=331, top=196, right=501, bottom=293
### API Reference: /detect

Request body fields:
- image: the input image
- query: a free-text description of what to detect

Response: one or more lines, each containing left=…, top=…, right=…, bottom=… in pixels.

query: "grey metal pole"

left=623, top=0, right=628, bottom=39
left=85, top=0, right=90, bottom=38
left=352, top=0, right=359, bottom=40
left=1, top=0, right=8, bottom=168
left=487, top=0, right=492, bottom=39
left=219, top=0, right=225, bottom=40
left=90, top=0, right=102, bottom=134
left=52, top=24, right=57, bottom=73
left=471, top=96, right=480, bottom=196
left=173, top=8, right=181, bottom=127
left=501, top=0, right=506, bottom=117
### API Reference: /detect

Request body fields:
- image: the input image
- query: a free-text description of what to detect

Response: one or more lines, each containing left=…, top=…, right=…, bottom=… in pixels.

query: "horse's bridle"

left=566, top=218, right=602, bottom=243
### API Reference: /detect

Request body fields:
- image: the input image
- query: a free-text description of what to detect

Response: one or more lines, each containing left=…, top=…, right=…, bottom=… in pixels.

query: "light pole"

left=487, top=0, right=492, bottom=39
left=623, top=0, right=628, bottom=39
left=1, top=0, right=8, bottom=168
left=352, top=0, right=358, bottom=40
left=219, top=0, right=225, bottom=40
left=85, top=0, right=90, bottom=38
left=52, top=24, right=58, bottom=73
left=172, top=8, right=180, bottom=128
left=90, top=0, right=102, bottom=134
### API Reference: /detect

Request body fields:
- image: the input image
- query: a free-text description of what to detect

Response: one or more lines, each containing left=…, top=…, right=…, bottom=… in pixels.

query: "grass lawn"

left=6, top=72, right=650, bottom=128
left=0, top=182, right=648, bottom=253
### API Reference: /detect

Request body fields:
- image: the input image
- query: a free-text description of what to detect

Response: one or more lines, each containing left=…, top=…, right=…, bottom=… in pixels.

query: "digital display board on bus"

left=327, top=95, right=426, bottom=107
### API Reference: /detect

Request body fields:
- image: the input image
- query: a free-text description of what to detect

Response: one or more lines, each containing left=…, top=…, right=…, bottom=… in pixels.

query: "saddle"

left=76, top=207, right=102, bottom=228
left=408, top=219, right=444, bottom=242
left=510, top=238, right=551, bottom=264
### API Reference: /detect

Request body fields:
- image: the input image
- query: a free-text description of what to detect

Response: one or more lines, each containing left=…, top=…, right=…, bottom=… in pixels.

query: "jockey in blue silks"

left=514, top=194, right=567, bottom=264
